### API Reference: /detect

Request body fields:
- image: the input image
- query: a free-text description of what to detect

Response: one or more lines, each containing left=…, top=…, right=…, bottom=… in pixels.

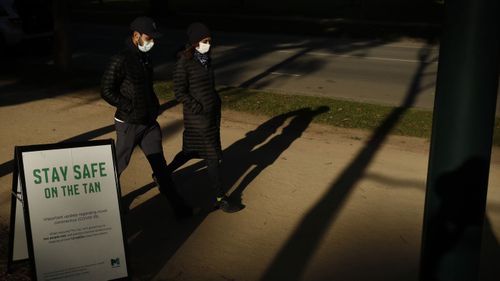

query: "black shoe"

left=214, top=196, right=244, bottom=213
left=152, top=173, right=158, bottom=185
left=155, top=174, right=176, bottom=197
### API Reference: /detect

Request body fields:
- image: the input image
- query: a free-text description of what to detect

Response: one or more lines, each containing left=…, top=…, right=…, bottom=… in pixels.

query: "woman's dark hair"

left=177, top=44, right=196, bottom=59
left=178, top=22, right=211, bottom=59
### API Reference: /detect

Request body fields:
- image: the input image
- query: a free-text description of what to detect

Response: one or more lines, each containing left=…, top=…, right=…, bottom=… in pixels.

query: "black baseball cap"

left=130, top=16, right=162, bottom=39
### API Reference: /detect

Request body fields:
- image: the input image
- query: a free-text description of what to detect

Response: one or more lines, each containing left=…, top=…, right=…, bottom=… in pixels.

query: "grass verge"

left=154, top=81, right=500, bottom=146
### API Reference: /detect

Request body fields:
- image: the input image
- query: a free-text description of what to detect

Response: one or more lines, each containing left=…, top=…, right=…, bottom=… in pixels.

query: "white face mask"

left=196, top=42, right=210, bottom=54
left=138, top=39, right=154, bottom=52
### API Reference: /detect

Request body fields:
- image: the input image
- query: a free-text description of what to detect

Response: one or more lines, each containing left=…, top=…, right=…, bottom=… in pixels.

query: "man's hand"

left=119, top=97, right=133, bottom=113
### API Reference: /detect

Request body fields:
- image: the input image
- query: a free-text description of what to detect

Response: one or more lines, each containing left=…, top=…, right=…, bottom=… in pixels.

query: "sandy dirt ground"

left=0, top=89, right=499, bottom=281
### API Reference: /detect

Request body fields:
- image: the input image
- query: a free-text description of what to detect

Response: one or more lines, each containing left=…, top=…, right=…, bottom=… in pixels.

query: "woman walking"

left=170, top=22, right=239, bottom=213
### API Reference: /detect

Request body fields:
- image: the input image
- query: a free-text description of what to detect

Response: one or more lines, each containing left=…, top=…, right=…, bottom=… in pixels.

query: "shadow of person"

left=226, top=106, right=330, bottom=208
left=172, top=106, right=329, bottom=212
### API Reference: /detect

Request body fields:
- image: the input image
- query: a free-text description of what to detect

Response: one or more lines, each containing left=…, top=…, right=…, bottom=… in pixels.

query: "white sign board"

left=9, top=140, right=128, bottom=281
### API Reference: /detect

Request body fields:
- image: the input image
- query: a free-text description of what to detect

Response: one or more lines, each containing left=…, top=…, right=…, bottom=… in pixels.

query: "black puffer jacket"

left=101, top=38, right=159, bottom=124
left=173, top=51, right=222, bottom=160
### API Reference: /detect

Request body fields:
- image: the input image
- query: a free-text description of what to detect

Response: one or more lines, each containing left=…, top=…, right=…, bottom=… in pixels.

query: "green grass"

left=154, top=81, right=500, bottom=146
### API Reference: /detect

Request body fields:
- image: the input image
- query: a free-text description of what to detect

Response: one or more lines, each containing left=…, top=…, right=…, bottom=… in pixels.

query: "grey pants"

left=115, top=121, right=190, bottom=210
left=115, top=121, right=164, bottom=176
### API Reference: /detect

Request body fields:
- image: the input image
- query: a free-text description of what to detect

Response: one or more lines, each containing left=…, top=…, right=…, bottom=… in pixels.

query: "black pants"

left=169, top=151, right=223, bottom=198
left=115, top=121, right=187, bottom=207
left=115, top=121, right=165, bottom=175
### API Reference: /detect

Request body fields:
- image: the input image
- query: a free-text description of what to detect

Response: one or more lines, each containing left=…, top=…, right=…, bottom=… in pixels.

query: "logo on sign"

left=111, top=258, right=120, bottom=268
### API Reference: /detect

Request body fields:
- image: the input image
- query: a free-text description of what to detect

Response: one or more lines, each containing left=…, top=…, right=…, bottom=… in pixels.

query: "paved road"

left=211, top=35, right=440, bottom=110
left=22, top=23, right=500, bottom=114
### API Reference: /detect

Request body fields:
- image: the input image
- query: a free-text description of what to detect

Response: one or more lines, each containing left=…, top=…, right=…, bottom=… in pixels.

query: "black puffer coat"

left=101, top=38, right=159, bottom=125
left=173, top=51, right=222, bottom=160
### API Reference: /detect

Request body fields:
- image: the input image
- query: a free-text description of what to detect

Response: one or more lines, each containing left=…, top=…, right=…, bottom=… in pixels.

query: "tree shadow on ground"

left=0, top=65, right=101, bottom=107
left=260, top=41, right=436, bottom=281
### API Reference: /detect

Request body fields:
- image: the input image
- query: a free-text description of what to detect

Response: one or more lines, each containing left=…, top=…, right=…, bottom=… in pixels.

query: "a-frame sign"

left=8, top=140, right=129, bottom=281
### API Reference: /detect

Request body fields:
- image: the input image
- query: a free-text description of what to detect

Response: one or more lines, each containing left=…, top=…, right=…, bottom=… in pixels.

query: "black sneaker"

left=154, top=173, right=176, bottom=197
left=152, top=173, right=158, bottom=185
left=214, top=196, right=244, bottom=213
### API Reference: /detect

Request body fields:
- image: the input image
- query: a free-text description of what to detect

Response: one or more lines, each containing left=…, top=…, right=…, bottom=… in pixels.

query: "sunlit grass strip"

left=154, top=81, right=499, bottom=145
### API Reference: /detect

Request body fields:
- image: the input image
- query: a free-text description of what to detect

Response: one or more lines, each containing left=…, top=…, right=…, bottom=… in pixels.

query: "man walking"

left=101, top=16, right=192, bottom=219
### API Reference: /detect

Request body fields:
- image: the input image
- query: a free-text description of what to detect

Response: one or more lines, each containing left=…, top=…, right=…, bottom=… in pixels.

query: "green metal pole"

left=420, top=0, right=500, bottom=280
